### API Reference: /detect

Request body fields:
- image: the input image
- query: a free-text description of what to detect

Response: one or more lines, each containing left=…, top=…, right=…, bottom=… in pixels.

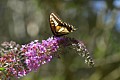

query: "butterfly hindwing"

left=49, top=13, right=76, bottom=37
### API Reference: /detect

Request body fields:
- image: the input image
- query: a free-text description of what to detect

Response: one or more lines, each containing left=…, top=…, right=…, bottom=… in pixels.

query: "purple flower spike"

left=0, top=41, right=28, bottom=79
left=0, top=36, right=94, bottom=79
left=21, top=37, right=59, bottom=72
left=56, top=36, right=94, bottom=67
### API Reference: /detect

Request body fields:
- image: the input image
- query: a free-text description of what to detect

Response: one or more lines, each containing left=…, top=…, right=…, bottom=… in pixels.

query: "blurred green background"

left=0, top=0, right=120, bottom=80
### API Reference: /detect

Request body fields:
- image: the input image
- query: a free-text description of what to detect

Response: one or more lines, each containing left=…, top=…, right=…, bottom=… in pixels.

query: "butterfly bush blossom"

left=0, top=36, right=94, bottom=79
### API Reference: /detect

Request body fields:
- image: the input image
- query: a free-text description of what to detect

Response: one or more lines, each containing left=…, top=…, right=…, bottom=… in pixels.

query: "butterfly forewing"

left=49, top=13, right=76, bottom=37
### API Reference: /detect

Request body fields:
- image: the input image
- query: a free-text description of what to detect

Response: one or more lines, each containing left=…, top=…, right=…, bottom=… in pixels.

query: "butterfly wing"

left=49, top=13, right=76, bottom=37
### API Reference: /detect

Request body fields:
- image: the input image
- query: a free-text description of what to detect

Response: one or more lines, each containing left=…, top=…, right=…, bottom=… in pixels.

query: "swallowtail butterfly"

left=49, top=13, right=76, bottom=37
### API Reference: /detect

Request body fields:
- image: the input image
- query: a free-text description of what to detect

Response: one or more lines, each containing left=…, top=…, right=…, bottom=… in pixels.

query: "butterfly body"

left=50, top=13, right=76, bottom=37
